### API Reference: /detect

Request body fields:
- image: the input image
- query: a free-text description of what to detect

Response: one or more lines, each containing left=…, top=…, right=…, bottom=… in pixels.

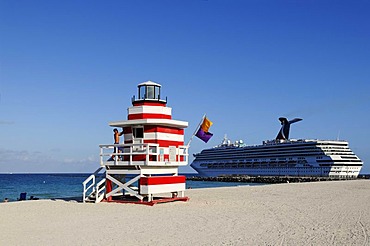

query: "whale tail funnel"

left=276, top=117, right=302, bottom=140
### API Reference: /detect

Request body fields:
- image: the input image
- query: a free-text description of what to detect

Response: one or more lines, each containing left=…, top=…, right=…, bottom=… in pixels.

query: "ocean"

left=0, top=173, right=263, bottom=202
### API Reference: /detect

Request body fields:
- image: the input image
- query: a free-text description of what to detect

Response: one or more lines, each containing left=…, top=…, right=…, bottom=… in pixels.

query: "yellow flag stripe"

left=201, top=117, right=213, bottom=132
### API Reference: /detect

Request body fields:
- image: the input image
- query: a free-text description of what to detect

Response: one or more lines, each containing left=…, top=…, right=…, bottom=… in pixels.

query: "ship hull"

left=192, top=165, right=342, bottom=177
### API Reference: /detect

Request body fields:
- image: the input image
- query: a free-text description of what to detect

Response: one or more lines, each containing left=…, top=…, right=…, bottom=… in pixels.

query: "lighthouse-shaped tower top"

left=132, top=81, right=167, bottom=106
left=106, top=81, right=188, bottom=167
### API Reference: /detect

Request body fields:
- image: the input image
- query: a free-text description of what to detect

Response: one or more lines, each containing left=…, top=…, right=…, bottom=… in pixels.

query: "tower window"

left=147, top=86, right=155, bottom=99
left=133, top=127, right=144, bottom=138
left=138, top=85, right=161, bottom=100
left=140, top=86, right=146, bottom=99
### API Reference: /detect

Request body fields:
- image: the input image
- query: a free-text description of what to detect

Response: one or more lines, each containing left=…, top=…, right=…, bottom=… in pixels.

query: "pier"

left=187, top=175, right=363, bottom=184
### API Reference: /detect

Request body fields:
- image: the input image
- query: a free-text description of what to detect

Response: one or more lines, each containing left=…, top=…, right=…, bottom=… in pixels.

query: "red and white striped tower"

left=98, top=81, right=189, bottom=204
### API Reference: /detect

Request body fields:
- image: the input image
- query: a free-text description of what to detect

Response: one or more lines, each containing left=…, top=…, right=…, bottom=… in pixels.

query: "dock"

left=186, top=174, right=369, bottom=184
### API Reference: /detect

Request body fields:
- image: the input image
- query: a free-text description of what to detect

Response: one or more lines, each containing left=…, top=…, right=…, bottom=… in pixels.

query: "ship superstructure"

left=190, top=118, right=363, bottom=178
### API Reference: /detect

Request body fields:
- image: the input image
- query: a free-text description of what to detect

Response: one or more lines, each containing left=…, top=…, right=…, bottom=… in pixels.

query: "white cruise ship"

left=190, top=118, right=363, bottom=178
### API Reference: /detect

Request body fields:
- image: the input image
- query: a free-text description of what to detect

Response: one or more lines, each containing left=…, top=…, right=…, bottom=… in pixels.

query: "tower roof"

left=138, top=81, right=161, bottom=87
left=109, top=118, right=188, bottom=128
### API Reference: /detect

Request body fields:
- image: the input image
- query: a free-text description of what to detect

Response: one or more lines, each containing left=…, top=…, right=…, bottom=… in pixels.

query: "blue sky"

left=0, top=0, right=369, bottom=174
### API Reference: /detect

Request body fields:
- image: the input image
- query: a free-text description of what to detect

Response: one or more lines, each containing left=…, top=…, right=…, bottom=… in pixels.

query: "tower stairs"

left=82, top=167, right=106, bottom=203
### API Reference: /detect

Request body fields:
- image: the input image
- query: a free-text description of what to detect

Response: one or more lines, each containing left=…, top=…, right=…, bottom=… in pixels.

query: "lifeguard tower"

left=83, top=81, right=189, bottom=205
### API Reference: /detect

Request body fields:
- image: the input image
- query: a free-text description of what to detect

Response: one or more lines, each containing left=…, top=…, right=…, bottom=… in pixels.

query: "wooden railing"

left=99, top=143, right=188, bottom=166
left=82, top=167, right=105, bottom=203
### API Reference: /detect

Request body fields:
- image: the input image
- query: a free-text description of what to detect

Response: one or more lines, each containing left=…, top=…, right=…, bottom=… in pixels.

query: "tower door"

left=132, top=127, right=144, bottom=148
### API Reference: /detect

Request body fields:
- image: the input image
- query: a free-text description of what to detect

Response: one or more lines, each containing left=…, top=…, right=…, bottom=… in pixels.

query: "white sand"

left=1, top=180, right=369, bottom=245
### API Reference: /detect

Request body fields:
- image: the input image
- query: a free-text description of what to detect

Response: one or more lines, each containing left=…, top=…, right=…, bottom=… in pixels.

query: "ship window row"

left=335, top=167, right=358, bottom=170
left=321, top=145, right=349, bottom=148
left=211, top=145, right=325, bottom=153
left=197, top=151, right=356, bottom=161
left=321, top=145, right=349, bottom=147
left=207, top=150, right=353, bottom=157
left=201, top=151, right=352, bottom=158
left=200, top=165, right=333, bottom=173
left=199, top=163, right=305, bottom=167
left=330, top=171, right=358, bottom=174
left=201, top=150, right=322, bottom=158
left=317, top=160, right=362, bottom=163
left=207, top=145, right=321, bottom=153
left=200, top=159, right=307, bottom=164
left=322, top=148, right=351, bottom=151
left=199, top=163, right=310, bottom=168
left=202, top=148, right=353, bottom=156
left=318, top=143, right=348, bottom=147
left=197, top=163, right=357, bottom=175
left=331, top=166, right=359, bottom=170
left=199, top=160, right=362, bottom=167
left=340, top=156, right=358, bottom=159
left=323, top=151, right=353, bottom=154
left=268, top=158, right=293, bottom=161
left=214, top=143, right=350, bottom=153
left=319, top=164, right=362, bottom=167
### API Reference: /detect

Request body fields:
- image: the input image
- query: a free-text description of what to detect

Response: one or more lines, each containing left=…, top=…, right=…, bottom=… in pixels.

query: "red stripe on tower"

left=145, top=126, right=184, bottom=134
left=144, top=139, right=184, bottom=147
left=122, top=127, right=184, bottom=135
left=128, top=113, right=172, bottom=120
left=132, top=101, right=166, bottom=107
left=140, top=176, right=186, bottom=195
left=123, top=140, right=184, bottom=147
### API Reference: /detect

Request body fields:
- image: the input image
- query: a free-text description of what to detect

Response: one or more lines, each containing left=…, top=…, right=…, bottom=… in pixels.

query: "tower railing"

left=99, top=143, right=188, bottom=166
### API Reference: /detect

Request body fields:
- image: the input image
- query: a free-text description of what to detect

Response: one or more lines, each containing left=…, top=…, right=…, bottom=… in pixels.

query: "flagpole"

left=186, top=114, right=206, bottom=148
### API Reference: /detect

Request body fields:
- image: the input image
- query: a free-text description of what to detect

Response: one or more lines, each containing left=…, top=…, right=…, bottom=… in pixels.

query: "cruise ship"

left=190, top=117, right=363, bottom=178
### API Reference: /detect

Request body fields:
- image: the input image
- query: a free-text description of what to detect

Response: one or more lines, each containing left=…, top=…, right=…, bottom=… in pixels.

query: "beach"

left=1, top=180, right=369, bottom=245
